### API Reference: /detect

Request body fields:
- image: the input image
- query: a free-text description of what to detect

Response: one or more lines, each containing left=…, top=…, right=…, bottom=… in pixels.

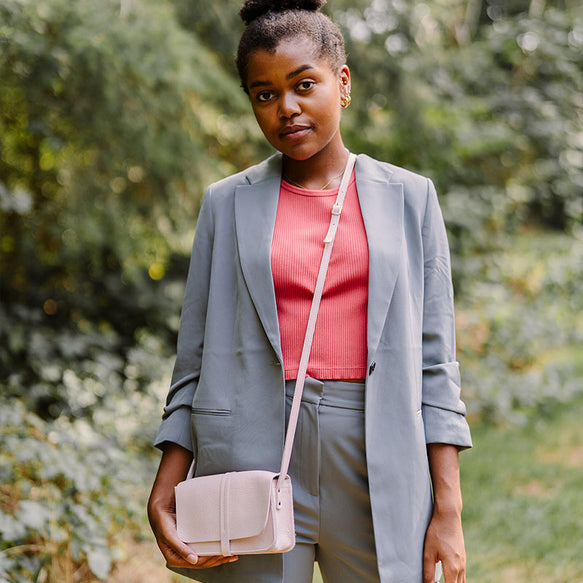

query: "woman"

left=148, top=1, right=472, bottom=582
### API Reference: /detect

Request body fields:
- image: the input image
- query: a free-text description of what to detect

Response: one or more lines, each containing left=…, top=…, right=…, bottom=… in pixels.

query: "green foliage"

left=456, top=229, right=583, bottom=423
left=0, top=0, right=262, bottom=323
left=1, top=0, right=582, bottom=580
left=334, top=0, right=583, bottom=231
left=0, top=397, right=144, bottom=581
left=0, top=2, right=261, bottom=577
left=0, top=304, right=170, bottom=581
left=0, top=298, right=175, bottom=434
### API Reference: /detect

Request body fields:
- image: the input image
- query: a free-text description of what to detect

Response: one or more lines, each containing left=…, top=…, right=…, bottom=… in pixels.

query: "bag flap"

left=175, top=470, right=277, bottom=543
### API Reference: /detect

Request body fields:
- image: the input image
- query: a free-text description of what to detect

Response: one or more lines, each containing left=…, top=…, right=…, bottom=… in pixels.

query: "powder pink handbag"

left=174, top=153, right=357, bottom=557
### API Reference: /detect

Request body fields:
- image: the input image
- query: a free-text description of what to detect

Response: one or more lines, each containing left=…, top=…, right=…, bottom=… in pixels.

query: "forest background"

left=1, top=0, right=582, bottom=581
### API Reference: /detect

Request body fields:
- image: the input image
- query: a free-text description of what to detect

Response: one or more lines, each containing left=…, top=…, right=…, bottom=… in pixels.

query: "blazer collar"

left=234, top=152, right=404, bottom=362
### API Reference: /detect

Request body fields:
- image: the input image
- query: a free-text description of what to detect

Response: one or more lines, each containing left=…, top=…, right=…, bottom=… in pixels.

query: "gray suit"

left=155, top=152, right=472, bottom=582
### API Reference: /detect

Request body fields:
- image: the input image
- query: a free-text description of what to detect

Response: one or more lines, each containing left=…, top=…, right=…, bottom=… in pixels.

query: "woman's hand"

left=423, top=443, right=466, bottom=582
left=147, top=443, right=238, bottom=570
left=423, top=508, right=465, bottom=582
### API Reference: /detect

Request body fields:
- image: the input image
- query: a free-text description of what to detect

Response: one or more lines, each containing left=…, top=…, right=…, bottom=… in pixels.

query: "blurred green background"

left=1, top=0, right=582, bottom=581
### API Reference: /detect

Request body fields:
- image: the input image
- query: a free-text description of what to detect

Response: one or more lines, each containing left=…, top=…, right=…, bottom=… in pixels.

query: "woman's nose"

left=278, top=92, right=301, bottom=118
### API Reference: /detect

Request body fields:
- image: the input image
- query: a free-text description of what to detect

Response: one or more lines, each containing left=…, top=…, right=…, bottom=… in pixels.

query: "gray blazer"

left=155, top=152, right=472, bottom=583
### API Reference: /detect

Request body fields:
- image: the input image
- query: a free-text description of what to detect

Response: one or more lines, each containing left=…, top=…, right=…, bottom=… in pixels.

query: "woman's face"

left=246, top=38, right=350, bottom=161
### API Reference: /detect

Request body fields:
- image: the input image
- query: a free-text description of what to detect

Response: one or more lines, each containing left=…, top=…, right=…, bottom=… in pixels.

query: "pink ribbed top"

left=271, top=173, right=369, bottom=380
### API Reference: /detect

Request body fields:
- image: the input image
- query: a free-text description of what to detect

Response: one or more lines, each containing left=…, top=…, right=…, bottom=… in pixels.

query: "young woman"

left=147, top=1, right=472, bottom=582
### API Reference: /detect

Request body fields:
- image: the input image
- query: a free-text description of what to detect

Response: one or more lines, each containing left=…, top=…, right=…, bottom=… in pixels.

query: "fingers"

left=159, top=537, right=198, bottom=568
left=423, top=510, right=466, bottom=582
left=443, top=564, right=466, bottom=583
left=422, top=551, right=439, bottom=583
left=422, top=523, right=441, bottom=583
left=424, top=557, right=466, bottom=583
left=423, top=544, right=465, bottom=581
left=442, top=557, right=466, bottom=583
left=164, top=543, right=238, bottom=569
left=430, top=555, right=465, bottom=583
left=424, top=554, right=465, bottom=582
left=150, top=503, right=239, bottom=570
left=159, top=528, right=239, bottom=569
left=186, top=555, right=239, bottom=569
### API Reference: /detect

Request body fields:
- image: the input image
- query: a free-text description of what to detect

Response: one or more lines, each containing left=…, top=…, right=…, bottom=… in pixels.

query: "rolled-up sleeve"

left=153, top=375, right=199, bottom=451
left=153, top=188, right=215, bottom=452
left=421, top=180, right=472, bottom=450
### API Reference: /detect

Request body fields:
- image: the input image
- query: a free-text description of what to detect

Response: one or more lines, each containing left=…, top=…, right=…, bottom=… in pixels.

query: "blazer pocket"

left=191, top=407, right=231, bottom=416
left=191, top=407, right=234, bottom=475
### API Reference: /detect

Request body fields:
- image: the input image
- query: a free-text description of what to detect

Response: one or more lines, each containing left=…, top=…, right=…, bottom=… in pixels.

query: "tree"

left=0, top=0, right=263, bottom=332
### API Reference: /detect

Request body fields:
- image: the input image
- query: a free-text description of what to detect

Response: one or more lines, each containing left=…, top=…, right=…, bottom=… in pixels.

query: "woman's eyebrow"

left=249, top=64, right=315, bottom=89
left=286, top=64, right=315, bottom=79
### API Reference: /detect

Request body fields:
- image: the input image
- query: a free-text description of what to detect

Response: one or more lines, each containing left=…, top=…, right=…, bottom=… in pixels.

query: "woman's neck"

left=282, top=138, right=349, bottom=191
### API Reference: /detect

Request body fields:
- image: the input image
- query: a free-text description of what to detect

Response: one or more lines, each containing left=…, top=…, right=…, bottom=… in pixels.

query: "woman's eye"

left=297, top=80, right=315, bottom=91
left=256, top=91, right=273, bottom=103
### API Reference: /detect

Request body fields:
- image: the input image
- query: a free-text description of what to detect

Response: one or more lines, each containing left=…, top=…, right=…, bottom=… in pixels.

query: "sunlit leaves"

left=0, top=0, right=260, bottom=319
left=1, top=1, right=582, bottom=580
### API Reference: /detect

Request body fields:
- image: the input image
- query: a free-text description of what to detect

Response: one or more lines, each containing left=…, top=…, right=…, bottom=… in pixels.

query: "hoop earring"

left=341, top=94, right=352, bottom=109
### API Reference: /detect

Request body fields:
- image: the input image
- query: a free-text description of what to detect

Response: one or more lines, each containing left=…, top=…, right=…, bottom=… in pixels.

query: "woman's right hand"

left=147, top=443, right=239, bottom=569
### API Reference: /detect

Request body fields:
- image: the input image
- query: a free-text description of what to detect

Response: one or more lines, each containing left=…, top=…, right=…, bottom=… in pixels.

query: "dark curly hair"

left=236, top=0, right=346, bottom=93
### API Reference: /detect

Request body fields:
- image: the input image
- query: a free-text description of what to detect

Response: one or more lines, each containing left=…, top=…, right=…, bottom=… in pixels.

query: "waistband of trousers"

left=285, top=377, right=365, bottom=411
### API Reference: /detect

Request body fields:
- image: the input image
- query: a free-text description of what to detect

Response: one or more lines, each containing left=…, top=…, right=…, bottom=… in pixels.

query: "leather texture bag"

left=175, top=153, right=357, bottom=557
left=175, top=470, right=294, bottom=556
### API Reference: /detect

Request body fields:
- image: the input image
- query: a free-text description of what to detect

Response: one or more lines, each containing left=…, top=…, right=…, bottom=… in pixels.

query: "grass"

left=108, top=395, right=583, bottom=583
left=461, top=396, right=583, bottom=582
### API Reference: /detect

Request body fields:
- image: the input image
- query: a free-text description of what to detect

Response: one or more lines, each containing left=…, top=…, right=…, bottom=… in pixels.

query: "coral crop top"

left=271, top=173, right=369, bottom=380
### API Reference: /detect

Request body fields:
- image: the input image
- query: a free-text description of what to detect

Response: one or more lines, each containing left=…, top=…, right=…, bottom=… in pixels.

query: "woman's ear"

left=339, top=65, right=351, bottom=108
left=339, top=65, right=351, bottom=91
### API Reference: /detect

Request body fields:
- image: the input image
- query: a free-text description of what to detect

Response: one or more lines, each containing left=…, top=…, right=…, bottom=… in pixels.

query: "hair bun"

left=240, top=0, right=326, bottom=25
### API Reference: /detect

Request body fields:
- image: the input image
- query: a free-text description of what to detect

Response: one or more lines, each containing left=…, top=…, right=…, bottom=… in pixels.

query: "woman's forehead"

left=246, top=38, right=331, bottom=81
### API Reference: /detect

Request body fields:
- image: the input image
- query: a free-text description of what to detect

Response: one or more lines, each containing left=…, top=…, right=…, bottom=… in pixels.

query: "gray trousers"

left=172, top=377, right=381, bottom=583
left=282, top=377, right=380, bottom=583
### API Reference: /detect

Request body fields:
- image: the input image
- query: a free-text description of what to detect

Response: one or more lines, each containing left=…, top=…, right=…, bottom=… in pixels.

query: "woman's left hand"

left=422, top=509, right=466, bottom=583
left=424, top=443, right=466, bottom=582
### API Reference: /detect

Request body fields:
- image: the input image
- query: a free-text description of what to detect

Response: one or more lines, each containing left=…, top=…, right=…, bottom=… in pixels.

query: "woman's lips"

left=280, top=125, right=312, bottom=141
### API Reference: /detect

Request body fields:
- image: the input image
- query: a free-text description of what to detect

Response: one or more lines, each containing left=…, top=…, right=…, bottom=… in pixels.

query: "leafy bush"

left=1, top=401, right=127, bottom=581
left=1, top=0, right=582, bottom=580
left=0, top=305, right=172, bottom=581
left=336, top=1, right=583, bottom=231
left=0, top=0, right=262, bottom=326
left=456, top=230, right=583, bottom=423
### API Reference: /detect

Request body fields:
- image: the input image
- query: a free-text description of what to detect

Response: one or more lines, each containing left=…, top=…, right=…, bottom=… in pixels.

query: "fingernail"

left=186, top=554, right=198, bottom=564
left=228, top=556, right=239, bottom=562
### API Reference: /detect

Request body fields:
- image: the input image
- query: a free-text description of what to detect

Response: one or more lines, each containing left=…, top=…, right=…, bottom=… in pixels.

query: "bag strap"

left=277, top=152, right=357, bottom=487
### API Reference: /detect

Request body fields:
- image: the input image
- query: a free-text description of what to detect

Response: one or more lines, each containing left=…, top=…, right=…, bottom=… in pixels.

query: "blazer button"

left=368, top=361, right=376, bottom=375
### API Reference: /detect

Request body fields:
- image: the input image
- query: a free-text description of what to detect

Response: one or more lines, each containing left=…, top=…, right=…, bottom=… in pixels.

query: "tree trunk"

left=529, top=0, right=546, bottom=18
left=457, top=0, right=482, bottom=45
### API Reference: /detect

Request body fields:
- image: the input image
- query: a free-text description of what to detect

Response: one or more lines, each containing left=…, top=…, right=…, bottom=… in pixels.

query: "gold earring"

left=341, top=94, right=352, bottom=108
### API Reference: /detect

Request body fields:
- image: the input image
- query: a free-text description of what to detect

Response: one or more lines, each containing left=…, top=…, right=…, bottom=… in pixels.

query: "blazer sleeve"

left=153, top=187, right=215, bottom=451
left=421, top=179, right=472, bottom=450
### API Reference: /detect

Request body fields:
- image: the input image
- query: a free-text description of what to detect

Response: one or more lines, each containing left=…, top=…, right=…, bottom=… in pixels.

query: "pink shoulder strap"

left=277, top=152, right=357, bottom=486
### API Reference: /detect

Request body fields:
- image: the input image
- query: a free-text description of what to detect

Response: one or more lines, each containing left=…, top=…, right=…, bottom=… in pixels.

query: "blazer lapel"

left=355, top=155, right=404, bottom=358
left=234, top=154, right=284, bottom=361
left=233, top=152, right=403, bottom=364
